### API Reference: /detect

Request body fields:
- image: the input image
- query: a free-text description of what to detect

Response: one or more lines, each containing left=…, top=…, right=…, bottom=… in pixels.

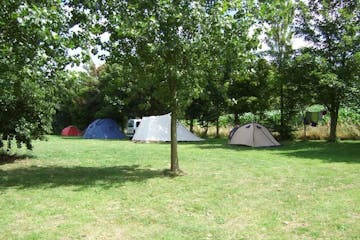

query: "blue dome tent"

left=83, top=119, right=125, bottom=139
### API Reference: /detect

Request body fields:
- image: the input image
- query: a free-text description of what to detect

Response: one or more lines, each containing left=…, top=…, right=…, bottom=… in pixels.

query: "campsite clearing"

left=0, top=137, right=359, bottom=239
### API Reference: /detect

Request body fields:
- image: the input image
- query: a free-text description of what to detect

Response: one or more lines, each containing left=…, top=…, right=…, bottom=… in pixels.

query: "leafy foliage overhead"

left=295, top=0, right=360, bottom=141
left=0, top=0, right=79, bottom=150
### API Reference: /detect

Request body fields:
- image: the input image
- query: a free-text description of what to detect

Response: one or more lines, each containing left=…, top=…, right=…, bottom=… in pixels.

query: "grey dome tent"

left=228, top=123, right=280, bottom=147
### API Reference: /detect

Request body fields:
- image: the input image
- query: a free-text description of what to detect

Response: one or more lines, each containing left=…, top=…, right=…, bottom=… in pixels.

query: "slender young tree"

left=206, top=1, right=260, bottom=126
left=261, top=0, right=296, bottom=139
left=71, top=0, right=260, bottom=174
left=79, top=0, right=208, bottom=174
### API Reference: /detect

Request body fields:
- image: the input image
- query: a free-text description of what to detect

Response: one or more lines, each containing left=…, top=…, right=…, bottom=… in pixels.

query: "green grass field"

left=1, top=136, right=359, bottom=240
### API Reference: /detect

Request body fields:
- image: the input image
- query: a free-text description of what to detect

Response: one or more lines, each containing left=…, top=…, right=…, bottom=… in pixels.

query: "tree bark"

left=329, top=105, right=339, bottom=142
left=216, top=117, right=220, bottom=138
left=189, top=119, right=194, bottom=133
left=203, top=123, right=209, bottom=137
left=280, top=74, right=285, bottom=139
left=234, top=113, right=239, bottom=125
left=170, top=111, right=179, bottom=172
left=169, top=72, right=180, bottom=174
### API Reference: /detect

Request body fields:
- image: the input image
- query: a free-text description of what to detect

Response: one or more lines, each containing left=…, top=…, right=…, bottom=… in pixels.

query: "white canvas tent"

left=229, top=123, right=280, bottom=147
left=132, top=113, right=203, bottom=142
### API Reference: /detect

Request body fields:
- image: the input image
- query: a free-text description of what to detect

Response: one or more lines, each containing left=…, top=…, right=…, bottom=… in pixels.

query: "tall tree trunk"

left=169, top=75, right=180, bottom=174
left=189, top=119, right=194, bottom=133
left=234, top=113, right=239, bottom=125
left=329, top=105, right=339, bottom=142
left=203, top=123, right=209, bottom=137
left=216, top=117, right=220, bottom=138
left=170, top=111, right=179, bottom=172
left=280, top=74, right=285, bottom=139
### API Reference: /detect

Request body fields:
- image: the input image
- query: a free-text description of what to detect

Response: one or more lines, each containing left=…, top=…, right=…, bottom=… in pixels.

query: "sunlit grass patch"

left=0, top=136, right=359, bottom=239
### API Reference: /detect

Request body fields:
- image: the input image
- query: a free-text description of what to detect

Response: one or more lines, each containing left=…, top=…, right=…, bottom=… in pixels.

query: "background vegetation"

left=1, top=0, right=359, bottom=171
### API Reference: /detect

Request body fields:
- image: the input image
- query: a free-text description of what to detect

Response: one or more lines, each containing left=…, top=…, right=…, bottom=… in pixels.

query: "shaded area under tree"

left=0, top=165, right=166, bottom=190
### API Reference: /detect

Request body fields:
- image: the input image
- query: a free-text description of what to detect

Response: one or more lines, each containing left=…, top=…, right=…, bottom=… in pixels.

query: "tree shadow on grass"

left=0, top=154, right=34, bottom=165
left=0, top=165, right=166, bottom=190
left=188, top=138, right=262, bottom=151
left=275, top=141, right=360, bottom=164
left=191, top=138, right=360, bottom=164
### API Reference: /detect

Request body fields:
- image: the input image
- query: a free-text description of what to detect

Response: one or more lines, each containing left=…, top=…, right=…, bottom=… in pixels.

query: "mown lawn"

left=0, top=136, right=359, bottom=240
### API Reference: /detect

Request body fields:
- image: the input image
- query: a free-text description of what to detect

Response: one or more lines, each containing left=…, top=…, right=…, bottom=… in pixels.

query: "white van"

left=126, top=119, right=142, bottom=138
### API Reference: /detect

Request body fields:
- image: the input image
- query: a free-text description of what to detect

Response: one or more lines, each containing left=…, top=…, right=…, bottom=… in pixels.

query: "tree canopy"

left=296, top=0, right=360, bottom=141
left=0, top=1, right=76, bottom=150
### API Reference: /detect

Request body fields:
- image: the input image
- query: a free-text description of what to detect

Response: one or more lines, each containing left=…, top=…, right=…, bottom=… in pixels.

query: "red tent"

left=61, top=125, right=81, bottom=136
